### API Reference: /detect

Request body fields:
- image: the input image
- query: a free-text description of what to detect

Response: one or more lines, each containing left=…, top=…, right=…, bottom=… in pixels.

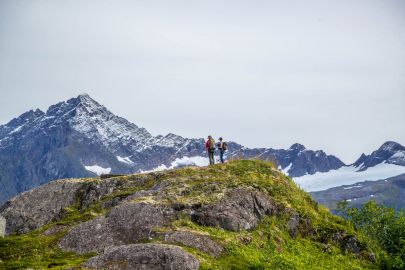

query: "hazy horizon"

left=1, top=0, right=404, bottom=163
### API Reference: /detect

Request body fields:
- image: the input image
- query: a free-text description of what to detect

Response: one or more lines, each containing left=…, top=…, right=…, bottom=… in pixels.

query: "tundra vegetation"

left=0, top=160, right=396, bottom=269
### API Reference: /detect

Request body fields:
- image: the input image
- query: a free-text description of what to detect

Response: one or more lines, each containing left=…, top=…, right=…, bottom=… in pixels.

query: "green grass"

left=0, top=160, right=387, bottom=269
left=0, top=228, right=93, bottom=269
left=0, top=175, right=157, bottom=269
left=168, top=214, right=381, bottom=270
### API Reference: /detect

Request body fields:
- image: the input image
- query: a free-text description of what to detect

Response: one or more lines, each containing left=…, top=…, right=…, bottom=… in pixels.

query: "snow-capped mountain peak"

left=379, top=141, right=405, bottom=152
left=353, top=141, right=405, bottom=171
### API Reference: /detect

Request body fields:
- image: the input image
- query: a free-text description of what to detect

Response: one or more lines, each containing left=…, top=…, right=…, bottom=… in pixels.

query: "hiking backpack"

left=209, top=139, right=216, bottom=150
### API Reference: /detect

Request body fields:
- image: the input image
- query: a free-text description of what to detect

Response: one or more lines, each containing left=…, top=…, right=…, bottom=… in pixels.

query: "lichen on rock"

left=191, top=188, right=279, bottom=231
left=84, top=243, right=199, bottom=270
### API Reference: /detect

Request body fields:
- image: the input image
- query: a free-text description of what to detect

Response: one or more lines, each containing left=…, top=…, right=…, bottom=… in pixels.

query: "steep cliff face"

left=0, top=160, right=385, bottom=269
left=0, top=94, right=345, bottom=204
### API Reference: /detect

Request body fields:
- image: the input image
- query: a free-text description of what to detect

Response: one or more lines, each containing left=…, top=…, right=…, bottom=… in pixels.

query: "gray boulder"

left=59, top=202, right=176, bottom=254
left=286, top=213, right=300, bottom=239
left=191, top=188, right=278, bottom=231
left=0, top=174, right=155, bottom=236
left=107, top=201, right=175, bottom=243
left=332, top=233, right=363, bottom=254
left=84, top=243, right=199, bottom=270
left=0, top=179, right=85, bottom=235
left=286, top=212, right=313, bottom=239
left=78, top=175, right=156, bottom=209
left=164, top=230, right=223, bottom=257
left=0, top=215, right=5, bottom=237
left=58, top=217, right=118, bottom=254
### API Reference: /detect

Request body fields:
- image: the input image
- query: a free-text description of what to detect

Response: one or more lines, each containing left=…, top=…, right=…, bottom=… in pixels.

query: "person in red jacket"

left=205, top=135, right=216, bottom=165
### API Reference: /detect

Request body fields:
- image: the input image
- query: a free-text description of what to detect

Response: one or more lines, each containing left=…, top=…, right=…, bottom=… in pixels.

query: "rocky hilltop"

left=0, top=160, right=384, bottom=269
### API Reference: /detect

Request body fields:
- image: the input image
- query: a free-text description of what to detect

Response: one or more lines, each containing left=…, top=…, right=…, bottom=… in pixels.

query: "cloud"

left=0, top=0, right=404, bottom=163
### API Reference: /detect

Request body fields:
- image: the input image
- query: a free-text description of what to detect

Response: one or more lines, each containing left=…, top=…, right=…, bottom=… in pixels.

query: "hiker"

left=217, top=137, right=228, bottom=163
left=205, top=135, right=216, bottom=165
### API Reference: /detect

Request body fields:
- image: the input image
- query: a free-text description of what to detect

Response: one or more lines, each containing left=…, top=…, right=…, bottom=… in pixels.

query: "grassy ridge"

left=0, top=160, right=385, bottom=269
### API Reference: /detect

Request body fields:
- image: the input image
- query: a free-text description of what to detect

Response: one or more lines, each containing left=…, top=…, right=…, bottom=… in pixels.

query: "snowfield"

left=144, top=155, right=405, bottom=193
left=116, top=156, right=134, bottom=165
left=84, top=165, right=112, bottom=176
left=143, top=155, right=221, bottom=173
left=293, top=162, right=405, bottom=192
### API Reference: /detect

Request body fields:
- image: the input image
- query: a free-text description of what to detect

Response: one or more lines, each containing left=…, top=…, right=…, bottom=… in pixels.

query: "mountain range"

left=1, top=94, right=404, bottom=206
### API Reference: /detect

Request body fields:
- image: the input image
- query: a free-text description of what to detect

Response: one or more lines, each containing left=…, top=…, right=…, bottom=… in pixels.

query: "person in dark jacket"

left=217, top=137, right=228, bottom=163
left=205, top=135, right=215, bottom=165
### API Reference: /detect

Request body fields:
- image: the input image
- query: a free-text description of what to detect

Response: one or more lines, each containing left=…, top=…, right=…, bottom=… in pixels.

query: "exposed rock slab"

left=84, top=243, right=199, bottom=270
left=191, top=188, right=278, bottom=231
left=0, top=215, right=5, bottom=237
left=0, top=179, right=85, bottom=235
left=78, top=175, right=155, bottom=209
left=332, top=233, right=363, bottom=254
left=287, top=212, right=313, bottom=239
left=107, top=201, right=175, bottom=243
left=58, top=217, right=117, bottom=254
left=59, top=202, right=176, bottom=254
left=0, top=174, right=155, bottom=236
left=164, top=230, right=223, bottom=257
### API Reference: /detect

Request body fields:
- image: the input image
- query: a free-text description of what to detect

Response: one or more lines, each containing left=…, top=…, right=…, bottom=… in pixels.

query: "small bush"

left=338, top=200, right=405, bottom=269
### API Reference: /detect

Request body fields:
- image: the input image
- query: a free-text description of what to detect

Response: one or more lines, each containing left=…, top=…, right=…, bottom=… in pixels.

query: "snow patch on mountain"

left=282, top=163, right=292, bottom=174
left=294, top=163, right=405, bottom=192
left=389, top=151, right=405, bottom=162
left=116, top=156, right=134, bottom=165
left=171, top=156, right=208, bottom=168
left=9, top=125, right=24, bottom=135
left=84, top=165, right=111, bottom=175
left=141, top=156, right=211, bottom=173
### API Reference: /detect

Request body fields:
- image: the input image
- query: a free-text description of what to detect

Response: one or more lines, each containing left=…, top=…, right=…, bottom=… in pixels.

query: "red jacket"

left=205, top=140, right=210, bottom=151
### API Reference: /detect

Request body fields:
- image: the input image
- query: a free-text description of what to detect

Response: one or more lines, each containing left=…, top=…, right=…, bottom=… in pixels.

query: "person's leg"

left=209, top=151, right=214, bottom=165
left=211, top=151, right=215, bottom=164
left=220, top=151, right=224, bottom=163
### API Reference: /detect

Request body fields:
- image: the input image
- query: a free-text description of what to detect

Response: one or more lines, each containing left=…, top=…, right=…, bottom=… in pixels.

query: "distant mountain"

left=353, top=141, right=405, bottom=170
left=294, top=142, right=405, bottom=192
left=311, top=173, right=405, bottom=212
left=0, top=94, right=344, bottom=204
left=226, top=142, right=344, bottom=177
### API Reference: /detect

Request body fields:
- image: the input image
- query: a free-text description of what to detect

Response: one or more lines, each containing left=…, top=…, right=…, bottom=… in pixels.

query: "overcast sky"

left=0, top=0, right=404, bottom=163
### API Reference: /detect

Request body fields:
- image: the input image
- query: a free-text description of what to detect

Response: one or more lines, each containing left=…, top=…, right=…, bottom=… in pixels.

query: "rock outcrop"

left=0, top=179, right=85, bottom=235
left=59, top=202, right=176, bottom=254
left=84, top=243, right=199, bottom=270
left=0, top=215, right=5, bottom=237
left=191, top=188, right=279, bottom=231
left=0, top=174, right=155, bottom=236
